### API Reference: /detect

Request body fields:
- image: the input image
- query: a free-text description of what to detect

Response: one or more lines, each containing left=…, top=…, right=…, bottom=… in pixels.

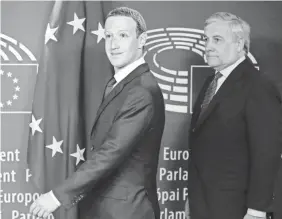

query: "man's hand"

left=29, top=192, right=60, bottom=218
left=243, top=213, right=266, bottom=219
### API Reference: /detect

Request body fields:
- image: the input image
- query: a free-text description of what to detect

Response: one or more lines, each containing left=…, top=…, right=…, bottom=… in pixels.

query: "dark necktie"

left=199, top=71, right=223, bottom=117
left=103, top=77, right=116, bottom=99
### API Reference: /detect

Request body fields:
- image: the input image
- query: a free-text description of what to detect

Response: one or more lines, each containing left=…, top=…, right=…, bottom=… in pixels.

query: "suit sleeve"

left=246, top=76, right=282, bottom=211
left=53, top=87, right=154, bottom=209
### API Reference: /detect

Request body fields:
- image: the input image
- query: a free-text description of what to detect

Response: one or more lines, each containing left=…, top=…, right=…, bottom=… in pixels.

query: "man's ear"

left=237, top=37, right=244, bottom=52
left=138, top=32, right=147, bottom=49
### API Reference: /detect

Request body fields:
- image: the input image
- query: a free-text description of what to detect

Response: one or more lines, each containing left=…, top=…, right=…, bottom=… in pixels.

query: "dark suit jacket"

left=53, top=63, right=165, bottom=219
left=274, top=161, right=282, bottom=218
left=188, top=58, right=282, bottom=214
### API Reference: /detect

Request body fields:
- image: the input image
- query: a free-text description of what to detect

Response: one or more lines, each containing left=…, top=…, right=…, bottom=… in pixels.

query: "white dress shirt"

left=215, top=55, right=245, bottom=93
left=113, top=56, right=145, bottom=88
left=214, top=55, right=266, bottom=218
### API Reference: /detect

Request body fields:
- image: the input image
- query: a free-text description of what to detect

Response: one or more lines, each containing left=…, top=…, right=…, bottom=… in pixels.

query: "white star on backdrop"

left=7, top=72, right=12, bottom=77
left=45, top=23, right=58, bottom=44
left=91, top=22, right=105, bottom=43
left=13, top=78, right=18, bottom=83
left=6, top=100, right=12, bottom=106
left=15, top=86, right=20, bottom=92
left=70, top=144, right=85, bottom=165
left=13, top=94, right=18, bottom=100
left=67, top=13, right=86, bottom=34
left=0, top=102, right=3, bottom=108
left=29, top=114, right=43, bottom=135
left=46, top=137, right=63, bottom=157
left=0, top=70, right=4, bottom=75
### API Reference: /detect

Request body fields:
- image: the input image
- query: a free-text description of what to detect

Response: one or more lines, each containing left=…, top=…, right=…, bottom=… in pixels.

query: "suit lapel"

left=90, top=63, right=150, bottom=134
left=195, top=58, right=249, bottom=130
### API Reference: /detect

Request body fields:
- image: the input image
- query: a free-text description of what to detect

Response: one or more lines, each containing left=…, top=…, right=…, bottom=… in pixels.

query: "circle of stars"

left=0, top=69, right=20, bottom=109
left=31, top=10, right=103, bottom=166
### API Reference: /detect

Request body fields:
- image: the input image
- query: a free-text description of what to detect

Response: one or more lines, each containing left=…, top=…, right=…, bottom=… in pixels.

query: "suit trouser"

left=188, top=163, right=246, bottom=219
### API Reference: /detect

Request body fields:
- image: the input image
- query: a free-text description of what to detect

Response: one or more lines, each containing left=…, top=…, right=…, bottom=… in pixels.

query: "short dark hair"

left=106, top=7, right=147, bottom=37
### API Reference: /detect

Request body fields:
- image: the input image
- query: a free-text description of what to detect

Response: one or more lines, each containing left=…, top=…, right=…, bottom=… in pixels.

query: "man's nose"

left=205, top=40, right=214, bottom=52
left=111, top=37, right=120, bottom=49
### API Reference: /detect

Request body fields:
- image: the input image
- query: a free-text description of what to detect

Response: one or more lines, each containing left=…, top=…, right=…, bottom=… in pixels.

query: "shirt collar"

left=114, top=57, right=145, bottom=84
left=219, top=56, right=246, bottom=78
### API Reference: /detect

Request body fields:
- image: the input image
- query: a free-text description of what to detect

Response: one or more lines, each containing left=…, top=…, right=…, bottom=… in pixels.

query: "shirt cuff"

left=247, top=208, right=266, bottom=217
left=49, top=190, right=61, bottom=207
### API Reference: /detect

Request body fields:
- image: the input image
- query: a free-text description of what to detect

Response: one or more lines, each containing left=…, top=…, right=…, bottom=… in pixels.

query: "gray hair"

left=205, top=12, right=251, bottom=54
left=106, top=7, right=147, bottom=37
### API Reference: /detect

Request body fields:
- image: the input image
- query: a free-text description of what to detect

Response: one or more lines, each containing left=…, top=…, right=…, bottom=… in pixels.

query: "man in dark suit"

left=187, top=12, right=282, bottom=219
left=30, top=7, right=165, bottom=219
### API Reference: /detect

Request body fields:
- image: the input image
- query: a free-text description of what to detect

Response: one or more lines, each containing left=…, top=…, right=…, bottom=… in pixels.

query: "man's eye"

left=214, top=38, right=221, bottom=43
left=203, top=37, right=207, bottom=42
left=120, top=33, right=128, bottom=38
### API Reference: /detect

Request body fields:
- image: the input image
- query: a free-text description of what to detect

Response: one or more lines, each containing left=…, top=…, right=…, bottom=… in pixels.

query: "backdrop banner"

left=1, top=1, right=282, bottom=219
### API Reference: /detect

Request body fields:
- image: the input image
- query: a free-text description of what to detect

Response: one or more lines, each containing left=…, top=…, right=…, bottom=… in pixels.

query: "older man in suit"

left=187, top=12, right=282, bottom=219
left=30, top=7, right=165, bottom=219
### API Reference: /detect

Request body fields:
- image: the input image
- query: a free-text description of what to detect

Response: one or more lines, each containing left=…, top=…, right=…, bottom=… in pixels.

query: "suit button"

left=91, top=146, right=94, bottom=150
left=192, top=128, right=195, bottom=132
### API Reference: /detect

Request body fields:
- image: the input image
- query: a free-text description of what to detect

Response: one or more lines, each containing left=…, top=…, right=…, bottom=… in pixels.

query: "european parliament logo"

left=144, top=27, right=259, bottom=114
left=0, top=33, right=38, bottom=114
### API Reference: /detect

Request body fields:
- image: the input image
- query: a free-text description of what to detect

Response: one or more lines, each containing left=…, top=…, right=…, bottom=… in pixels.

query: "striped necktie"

left=199, top=71, right=223, bottom=117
